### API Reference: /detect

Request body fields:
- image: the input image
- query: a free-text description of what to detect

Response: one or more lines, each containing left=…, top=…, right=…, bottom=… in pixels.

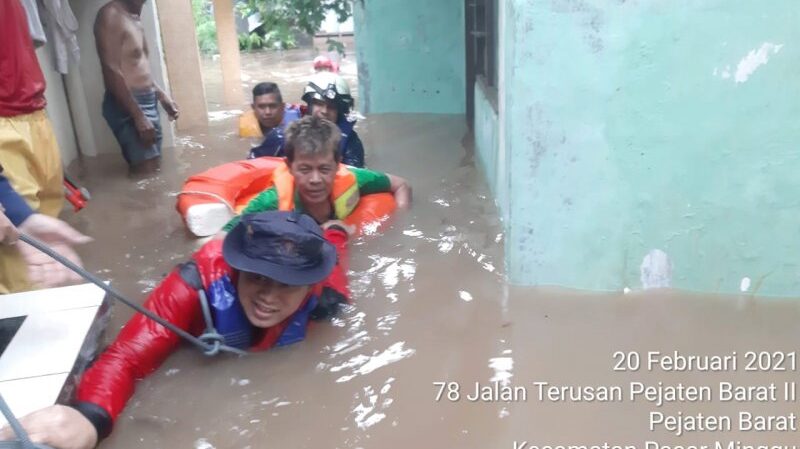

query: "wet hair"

left=284, top=116, right=341, bottom=164
left=252, top=82, right=283, bottom=103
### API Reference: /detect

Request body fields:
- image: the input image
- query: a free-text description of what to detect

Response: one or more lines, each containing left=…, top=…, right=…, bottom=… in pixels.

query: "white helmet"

left=302, top=72, right=353, bottom=114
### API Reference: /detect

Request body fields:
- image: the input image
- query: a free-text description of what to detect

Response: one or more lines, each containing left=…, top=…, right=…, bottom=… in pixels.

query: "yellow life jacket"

left=273, top=162, right=360, bottom=219
left=239, top=110, right=263, bottom=138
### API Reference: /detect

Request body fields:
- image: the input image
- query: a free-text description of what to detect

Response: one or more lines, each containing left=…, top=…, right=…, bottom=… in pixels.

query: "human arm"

left=93, top=7, right=155, bottom=146
left=74, top=267, right=204, bottom=424
left=0, top=173, right=92, bottom=285
left=154, top=85, right=179, bottom=121
left=387, top=173, right=411, bottom=209
left=0, top=174, right=34, bottom=227
left=351, top=167, right=412, bottom=209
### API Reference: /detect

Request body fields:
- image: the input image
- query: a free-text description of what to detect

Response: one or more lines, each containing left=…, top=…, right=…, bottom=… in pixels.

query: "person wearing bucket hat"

left=0, top=211, right=347, bottom=449
left=302, top=71, right=365, bottom=167
left=219, top=116, right=412, bottom=317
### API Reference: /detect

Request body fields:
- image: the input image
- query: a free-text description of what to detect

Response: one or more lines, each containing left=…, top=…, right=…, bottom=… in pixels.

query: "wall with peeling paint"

left=352, top=0, right=466, bottom=114
left=495, top=0, right=800, bottom=296
left=474, top=81, right=501, bottom=200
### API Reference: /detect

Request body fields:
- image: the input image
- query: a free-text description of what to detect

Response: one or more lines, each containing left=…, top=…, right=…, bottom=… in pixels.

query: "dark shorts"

left=102, top=90, right=162, bottom=165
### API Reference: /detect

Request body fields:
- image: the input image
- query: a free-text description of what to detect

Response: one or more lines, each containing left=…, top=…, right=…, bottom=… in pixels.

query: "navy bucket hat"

left=223, top=211, right=336, bottom=286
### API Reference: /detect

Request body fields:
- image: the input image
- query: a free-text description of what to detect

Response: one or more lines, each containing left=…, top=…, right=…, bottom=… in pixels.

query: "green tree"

left=192, top=0, right=352, bottom=54
left=192, top=0, right=218, bottom=54
left=237, top=0, right=352, bottom=51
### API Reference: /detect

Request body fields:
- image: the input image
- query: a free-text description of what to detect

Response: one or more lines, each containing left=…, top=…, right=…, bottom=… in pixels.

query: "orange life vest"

left=272, top=162, right=360, bottom=219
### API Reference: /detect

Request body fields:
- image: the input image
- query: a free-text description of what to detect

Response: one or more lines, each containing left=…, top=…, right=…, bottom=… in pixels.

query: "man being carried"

left=0, top=211, right=349, bottom=448
left=94, top=0, right=179, bottom=173
left=221, top=116, right=412, bottom=317
left=246, top=82, right=303, bottom=159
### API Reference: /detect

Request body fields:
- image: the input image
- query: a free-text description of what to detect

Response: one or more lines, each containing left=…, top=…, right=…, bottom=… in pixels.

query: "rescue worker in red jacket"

left=0, top=211, right=350, bottom=449
left=221, top=115, right=411, bottom=319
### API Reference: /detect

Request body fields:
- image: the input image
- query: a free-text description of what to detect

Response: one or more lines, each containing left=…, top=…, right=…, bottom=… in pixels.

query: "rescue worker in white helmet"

left=301, top=72, right=365, bottom=167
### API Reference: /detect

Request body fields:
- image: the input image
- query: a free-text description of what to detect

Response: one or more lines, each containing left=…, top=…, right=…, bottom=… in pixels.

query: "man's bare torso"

left=96, top=1, right=153, bottom=91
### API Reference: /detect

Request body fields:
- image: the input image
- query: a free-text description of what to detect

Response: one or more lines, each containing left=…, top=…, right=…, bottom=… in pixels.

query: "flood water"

left=60, top=50, right=800, bottom=449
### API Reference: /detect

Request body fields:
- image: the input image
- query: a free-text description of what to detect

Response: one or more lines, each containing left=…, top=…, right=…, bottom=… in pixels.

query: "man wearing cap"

left=0, top=211, right=348, bottom=449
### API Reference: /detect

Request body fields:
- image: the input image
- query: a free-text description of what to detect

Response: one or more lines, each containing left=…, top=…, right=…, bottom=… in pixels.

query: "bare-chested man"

left=94, top=0, right=179, bottom=173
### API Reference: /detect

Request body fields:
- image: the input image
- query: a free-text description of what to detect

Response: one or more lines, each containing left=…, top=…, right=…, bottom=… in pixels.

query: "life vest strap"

left=177, top=261, right=246, bottom=356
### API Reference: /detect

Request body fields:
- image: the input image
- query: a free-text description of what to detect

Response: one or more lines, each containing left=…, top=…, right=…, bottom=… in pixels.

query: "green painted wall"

left=352, top=0, right=466, bottom=114
left=499, top=0, right=800, bottom=296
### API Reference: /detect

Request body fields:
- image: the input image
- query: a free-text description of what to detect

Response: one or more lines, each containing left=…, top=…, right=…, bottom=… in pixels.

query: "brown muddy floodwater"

left=60, top=49, right=800, bottom=449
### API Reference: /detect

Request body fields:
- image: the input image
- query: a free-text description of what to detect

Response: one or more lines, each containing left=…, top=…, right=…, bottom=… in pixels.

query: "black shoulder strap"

left=177, top=260, right=218, bottom=341
left=178, top=260, right=203, bottom=291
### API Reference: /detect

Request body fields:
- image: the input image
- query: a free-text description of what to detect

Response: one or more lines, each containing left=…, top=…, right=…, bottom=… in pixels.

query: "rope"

left=0, top=392, right=53, bottom=449
left=18, top=234, right=246, bottom=357
left=196, top=289, right=231, bottom=357
left=174, top=191, right=236, bottom=213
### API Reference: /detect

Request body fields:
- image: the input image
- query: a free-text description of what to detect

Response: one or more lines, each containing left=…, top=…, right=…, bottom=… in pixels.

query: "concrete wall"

left=492, top=0, right=800, bottom=296
left=69, top=0, right=174, bottom=157
left=36, top=46, right=79, bottom=166
left=352, top=0, right=466, bottom=114
left=156, top=0, right=209, bottom=129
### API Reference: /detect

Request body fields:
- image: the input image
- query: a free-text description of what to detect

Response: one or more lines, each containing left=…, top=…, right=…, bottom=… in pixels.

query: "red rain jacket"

left=75, top=228, right=349, bottom=424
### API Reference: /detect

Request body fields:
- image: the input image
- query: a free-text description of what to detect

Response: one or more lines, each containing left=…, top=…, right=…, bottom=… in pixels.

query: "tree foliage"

left=237, top=0, right=351, bottom=50
left=192, top=0, right=218, bottom=54
left=192, top=0, right=352, bottom=54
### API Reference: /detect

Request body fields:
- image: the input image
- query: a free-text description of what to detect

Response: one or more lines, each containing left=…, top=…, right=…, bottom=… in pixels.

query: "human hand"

left=134, top=116, right=156, bottom=146
left=0, top=209, right=18, bottom=245
left=17, top=214, right=92, bottom=288
left=160, top=96, right=179, bottom=121
left=0, top=405, right=98, bottom=449
left=321, top=220, right=355, bottom=237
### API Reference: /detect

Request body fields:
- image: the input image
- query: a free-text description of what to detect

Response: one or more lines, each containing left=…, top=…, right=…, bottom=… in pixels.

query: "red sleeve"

left=321, top=227, right=350, bottom=302
left=76, top=269, right=204, bottom=422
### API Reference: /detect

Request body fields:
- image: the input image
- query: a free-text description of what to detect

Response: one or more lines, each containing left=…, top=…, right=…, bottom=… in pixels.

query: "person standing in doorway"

left=94, top=0, right=179, bottom=174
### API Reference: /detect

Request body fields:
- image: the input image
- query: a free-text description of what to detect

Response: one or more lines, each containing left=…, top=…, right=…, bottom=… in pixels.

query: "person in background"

left=246, top=82, right=303, bottom=159
left=94, top=0, right=179, bottom=173
left=302, top=72, right=365, bottom=168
